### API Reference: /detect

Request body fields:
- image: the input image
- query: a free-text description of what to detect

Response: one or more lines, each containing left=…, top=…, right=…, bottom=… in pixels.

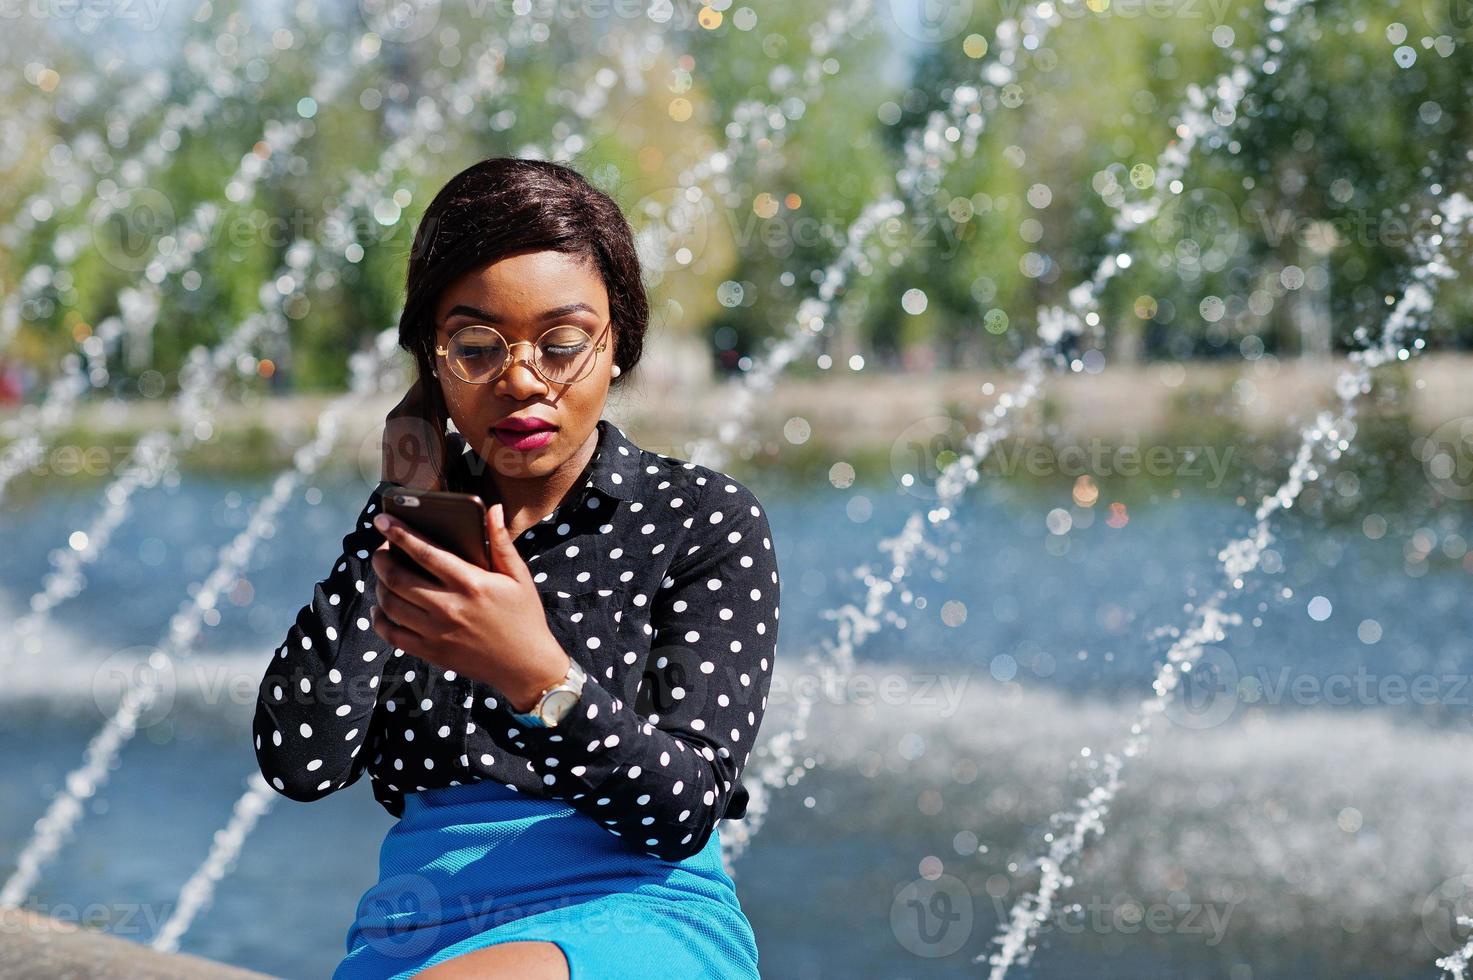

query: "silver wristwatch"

left=508, top=659, right=587, bottom=728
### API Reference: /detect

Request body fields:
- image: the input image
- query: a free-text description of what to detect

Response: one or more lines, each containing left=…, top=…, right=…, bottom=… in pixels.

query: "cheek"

left=441, top=380, right=477, bottom=414
left=571, top=375, right=610, bottom=416
left=439, top=382, right=483, bottom=434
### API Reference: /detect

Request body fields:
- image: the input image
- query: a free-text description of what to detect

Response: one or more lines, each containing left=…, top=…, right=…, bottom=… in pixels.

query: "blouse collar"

left=579, top=418, right=645, bottom=504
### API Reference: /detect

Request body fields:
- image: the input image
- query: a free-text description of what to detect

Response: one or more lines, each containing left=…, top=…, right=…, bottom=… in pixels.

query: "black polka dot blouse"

left=252, top=418, right=781, bottom=862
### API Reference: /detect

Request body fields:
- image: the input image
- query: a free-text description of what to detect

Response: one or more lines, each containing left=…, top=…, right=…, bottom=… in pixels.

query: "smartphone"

left=382, top=487, right=492, bottom=572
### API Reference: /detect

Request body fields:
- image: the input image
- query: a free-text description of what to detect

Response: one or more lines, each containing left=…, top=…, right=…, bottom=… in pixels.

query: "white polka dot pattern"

left=252, top=419, right=781, bottom=863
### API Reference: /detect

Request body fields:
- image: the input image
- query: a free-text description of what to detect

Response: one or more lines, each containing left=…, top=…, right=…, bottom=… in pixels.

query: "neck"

left=465, top=425, right=600, bottom=539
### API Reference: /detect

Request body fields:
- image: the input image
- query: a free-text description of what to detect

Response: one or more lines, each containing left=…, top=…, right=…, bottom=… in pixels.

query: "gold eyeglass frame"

left=434, top=322, right=610, bottom=386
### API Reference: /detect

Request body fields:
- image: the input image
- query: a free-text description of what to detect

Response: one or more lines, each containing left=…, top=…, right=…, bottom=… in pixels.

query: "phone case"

left=382, top=487, right=492, bottom=571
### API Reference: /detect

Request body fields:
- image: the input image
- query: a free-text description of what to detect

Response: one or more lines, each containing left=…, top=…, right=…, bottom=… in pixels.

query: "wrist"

left=506, top=640, right=574, bottom=714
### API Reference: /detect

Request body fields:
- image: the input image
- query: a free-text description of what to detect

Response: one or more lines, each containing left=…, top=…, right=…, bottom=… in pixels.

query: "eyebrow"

left=443, top=302, right=599, bottom=325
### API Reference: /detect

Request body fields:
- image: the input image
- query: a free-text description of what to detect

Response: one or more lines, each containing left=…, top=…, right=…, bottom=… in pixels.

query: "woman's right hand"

left=381, top=375, right=447, bottom=491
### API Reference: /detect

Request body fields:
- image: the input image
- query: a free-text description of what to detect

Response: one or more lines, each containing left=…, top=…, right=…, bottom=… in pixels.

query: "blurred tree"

left=2, top=0, right=1471, bottom=402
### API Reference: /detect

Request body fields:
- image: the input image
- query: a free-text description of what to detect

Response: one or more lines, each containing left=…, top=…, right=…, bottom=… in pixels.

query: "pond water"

left=2, top=463, right=1470, bottom=978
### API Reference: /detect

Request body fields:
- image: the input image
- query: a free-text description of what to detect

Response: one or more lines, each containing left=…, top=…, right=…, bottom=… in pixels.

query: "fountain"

left=1, top=2, right=1468, bottom=976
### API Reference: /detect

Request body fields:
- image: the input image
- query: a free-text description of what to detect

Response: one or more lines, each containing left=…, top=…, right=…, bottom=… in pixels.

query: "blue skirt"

left=333, top=778, right=760, bottom=979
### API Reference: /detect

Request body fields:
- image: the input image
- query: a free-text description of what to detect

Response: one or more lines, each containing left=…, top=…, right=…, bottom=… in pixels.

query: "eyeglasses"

left=434, top=323, right=609, bottom=386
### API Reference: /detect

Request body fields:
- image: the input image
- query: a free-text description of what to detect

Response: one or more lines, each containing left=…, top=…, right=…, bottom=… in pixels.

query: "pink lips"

left=491, top=422, right=556, bottom=451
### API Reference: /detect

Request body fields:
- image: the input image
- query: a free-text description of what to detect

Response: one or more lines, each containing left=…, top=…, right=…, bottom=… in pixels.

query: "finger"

left=371, top=541, right=440, bottom=599
left=373, top=514, right=470, bottom=589
left=370, top=605, right=424, bottom=655
left=486, top=502, right=530, bottom=584
left=374, top=580, right=435, bottom=636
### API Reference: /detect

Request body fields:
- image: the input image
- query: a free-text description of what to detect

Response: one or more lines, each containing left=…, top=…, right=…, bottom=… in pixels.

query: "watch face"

left=542, top=689, right=580, bottom=724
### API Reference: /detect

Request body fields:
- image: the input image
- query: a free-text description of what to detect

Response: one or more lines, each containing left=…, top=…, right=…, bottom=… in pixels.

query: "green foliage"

left=3, top=1, right=1471, bottom=396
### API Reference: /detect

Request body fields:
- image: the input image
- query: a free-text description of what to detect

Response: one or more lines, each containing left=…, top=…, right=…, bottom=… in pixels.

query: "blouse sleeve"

left=508, top=475, right=781, bottom=862
left=252, top=480, right=395, bottom=802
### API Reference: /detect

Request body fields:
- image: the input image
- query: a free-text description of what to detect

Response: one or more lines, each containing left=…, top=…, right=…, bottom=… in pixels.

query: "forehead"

left=434, top=250, right=607, bottom=334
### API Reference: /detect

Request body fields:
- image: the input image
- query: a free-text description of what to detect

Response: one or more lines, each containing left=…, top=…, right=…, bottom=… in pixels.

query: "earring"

left=611, top=364, right=622, bottom=378
left=431, top=368, right=438, bottom=378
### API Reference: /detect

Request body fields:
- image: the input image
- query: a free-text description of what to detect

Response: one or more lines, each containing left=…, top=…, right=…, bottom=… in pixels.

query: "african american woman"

left=252, top=158, right=780, bottom=979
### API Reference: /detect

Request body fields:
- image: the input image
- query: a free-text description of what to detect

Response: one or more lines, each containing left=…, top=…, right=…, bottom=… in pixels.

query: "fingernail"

left=374, top=514, right=390, bottom=532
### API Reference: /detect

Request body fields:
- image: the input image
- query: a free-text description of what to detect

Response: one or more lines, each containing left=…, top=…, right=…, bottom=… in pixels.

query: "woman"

left=252, top=158, right=780, bottom=978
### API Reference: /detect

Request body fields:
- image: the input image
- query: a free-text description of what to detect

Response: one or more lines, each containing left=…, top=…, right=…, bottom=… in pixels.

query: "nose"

left=494, top=348, right=548, bottom=397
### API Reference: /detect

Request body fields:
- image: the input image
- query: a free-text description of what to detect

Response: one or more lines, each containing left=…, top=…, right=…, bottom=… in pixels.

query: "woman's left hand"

left=368, top=502, right=572, bottom=712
